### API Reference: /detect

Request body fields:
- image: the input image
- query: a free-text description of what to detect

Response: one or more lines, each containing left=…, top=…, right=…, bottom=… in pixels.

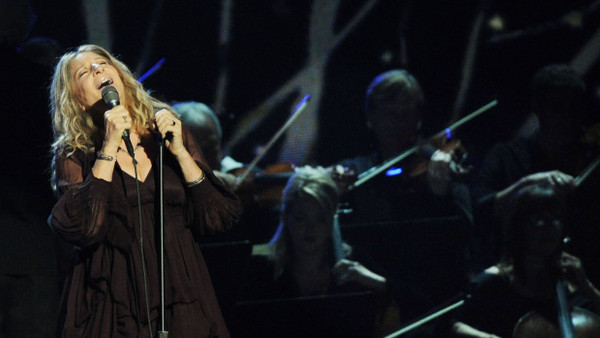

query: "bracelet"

left=186, top=171, right=206, bottom=187
left=96, top=151, right=115, bottom=161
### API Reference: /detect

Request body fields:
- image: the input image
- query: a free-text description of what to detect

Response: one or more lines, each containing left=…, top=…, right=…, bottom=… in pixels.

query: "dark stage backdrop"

left=23, top=0, right=600, bottom=171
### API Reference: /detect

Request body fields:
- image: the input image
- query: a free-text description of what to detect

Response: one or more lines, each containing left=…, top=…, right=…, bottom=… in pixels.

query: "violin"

left=232, top=163, right=358, bottom=209
left=405, top=132, right=471, bottom=179
left=349, top=99, right=497, bottom=190
left=228, top=94, right=311, bottom=209
left=233, top=162, right=295, bottom=209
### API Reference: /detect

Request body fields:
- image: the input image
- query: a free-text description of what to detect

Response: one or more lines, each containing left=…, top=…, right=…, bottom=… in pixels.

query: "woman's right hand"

left=560, top=251, right=588, bottom=288
left=92, top=107, right=132, bottom=181
left=103, top=106, right=132, bottom=151
left=494, top=170, right=574, bottom=218
left=520, top=170, right=575, bottom=194
left=427, top=149, right=453, bottom=196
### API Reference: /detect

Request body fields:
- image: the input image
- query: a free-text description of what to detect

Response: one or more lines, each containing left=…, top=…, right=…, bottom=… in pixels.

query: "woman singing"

left=48, top=44, right=241, bottom=337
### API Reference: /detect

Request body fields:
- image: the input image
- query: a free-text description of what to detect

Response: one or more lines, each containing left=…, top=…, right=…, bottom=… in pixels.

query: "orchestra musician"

left=333, top=69, right=475, bottom=314
left=238, top=166, right=390, bottom=298
left=471, top=63, right=600, bottom=283
left=452, top=184, right=600, bottom=338
left=337, top=69, right=473, bottom=225
left=235, top=166, right=402, bottom=336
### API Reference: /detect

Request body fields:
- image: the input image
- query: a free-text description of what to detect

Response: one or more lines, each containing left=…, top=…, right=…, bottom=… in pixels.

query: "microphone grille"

left=101, top=86, right=120, bottom=107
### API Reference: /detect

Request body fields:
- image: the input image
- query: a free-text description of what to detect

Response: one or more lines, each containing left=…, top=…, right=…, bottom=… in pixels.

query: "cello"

left=511, top=123, right=600, bottom=338
left=512, top=279, right=600, bottom=338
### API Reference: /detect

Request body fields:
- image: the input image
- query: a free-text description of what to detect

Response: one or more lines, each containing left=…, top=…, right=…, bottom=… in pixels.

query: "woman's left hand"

left=155, top=109, right=186, bottom=157
left=427, top=149, right=453, bottom=196
left=560, top=251, right=587, bottom=287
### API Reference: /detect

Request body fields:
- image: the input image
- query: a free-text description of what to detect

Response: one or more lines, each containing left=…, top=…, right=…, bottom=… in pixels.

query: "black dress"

left=50, top=128, right=241, bottom=337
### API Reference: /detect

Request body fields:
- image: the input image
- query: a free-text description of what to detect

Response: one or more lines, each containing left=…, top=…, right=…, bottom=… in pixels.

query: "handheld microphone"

left=153, top=110, right=174, bottom=144
left=102, top=86, right=135, bottom=158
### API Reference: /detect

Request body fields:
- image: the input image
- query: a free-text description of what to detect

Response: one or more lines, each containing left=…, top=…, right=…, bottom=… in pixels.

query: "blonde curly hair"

left=50, top=44, right=172, bottom=157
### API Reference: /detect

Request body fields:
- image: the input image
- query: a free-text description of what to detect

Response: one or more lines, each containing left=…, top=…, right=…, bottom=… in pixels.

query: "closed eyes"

left=77, top=60, right=109, bottom=78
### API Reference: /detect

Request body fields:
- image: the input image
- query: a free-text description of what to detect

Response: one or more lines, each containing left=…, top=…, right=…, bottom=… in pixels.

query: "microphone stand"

left=157, top=137, right=168, bottom=338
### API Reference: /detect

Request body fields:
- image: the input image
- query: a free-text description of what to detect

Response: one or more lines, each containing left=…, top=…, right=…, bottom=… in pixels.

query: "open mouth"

left=97, top=78, right=113, bottom=90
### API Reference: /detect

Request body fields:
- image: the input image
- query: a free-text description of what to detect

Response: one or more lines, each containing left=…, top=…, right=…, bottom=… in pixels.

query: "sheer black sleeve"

left=50, top=151, right=118, bottom=248
left=181, top=127, right=242, bottom=235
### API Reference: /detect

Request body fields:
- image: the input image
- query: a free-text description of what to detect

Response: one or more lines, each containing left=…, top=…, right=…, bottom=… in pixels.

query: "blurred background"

left=8, top=0, right=600, bottom=170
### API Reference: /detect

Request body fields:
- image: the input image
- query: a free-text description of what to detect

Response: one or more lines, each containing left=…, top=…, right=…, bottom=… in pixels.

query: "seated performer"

left=238, top=166, right=389, bottom=299
left=235, top=166, right=404, bottom=337
left=335, top=69, right=474, bottom=310
left=337, top=69, right=473, bottom=224
left=471, top=64, right=600, bottom=281
left=452, top=184, right=600, bottom=338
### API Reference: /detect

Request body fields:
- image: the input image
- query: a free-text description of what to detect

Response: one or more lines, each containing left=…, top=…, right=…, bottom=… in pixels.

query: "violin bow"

left=349, top=99, right=498, bottom=190
left=574, top=156, right=600, bottom=187
left=235, top=94, right=311, bottom=187
left=384, top=297, right=465, bottom=338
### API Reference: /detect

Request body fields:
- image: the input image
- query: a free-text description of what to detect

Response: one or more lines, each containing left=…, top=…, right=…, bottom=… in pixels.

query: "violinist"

left=471, top=64, right=600, bottom=282
left=452, top=184, right=600, bottom=338
left=337, top=69, right=473, bottom=224
left=333, top=69, right=474, bottom=313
